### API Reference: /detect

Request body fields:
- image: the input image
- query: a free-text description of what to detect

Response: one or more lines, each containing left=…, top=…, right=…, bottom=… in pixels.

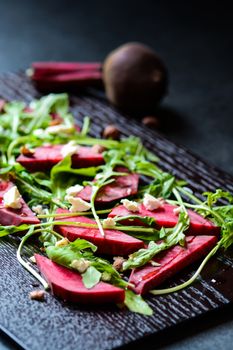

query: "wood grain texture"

left=0, top=72, right=233, bottom=350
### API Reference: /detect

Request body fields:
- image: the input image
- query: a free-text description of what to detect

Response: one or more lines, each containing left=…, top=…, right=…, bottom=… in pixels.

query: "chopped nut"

left=55, top=237, right=69, bottom=247
left=91, top=144, right=106, bottom=154
left=0, top=99, right=6, bottom=113
left=20, top=145, right=35, bottom=157
left=29, top=290, right=46, bottom=301
left=142, top=116, right=160, bottom=128
left=113, top=256, right=125, bottom=271
left=102, top=124, right=120, bottom=140
left=49, top=119, right=62, bottom=126
left=71, top=258, right=90, bottom=273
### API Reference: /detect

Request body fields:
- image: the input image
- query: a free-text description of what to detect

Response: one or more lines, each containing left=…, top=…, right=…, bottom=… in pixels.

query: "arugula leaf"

left=39, top=231, right=58, bottom=247
left=124, top=290, right=153, bottom=316
left=82, top=266, right=102, bottom=289
left=50, top=155, right=97, bottom=199
left=123, top=211, right=189, bottom=270
left=0, top=224, right=29, bottom=237
left=203, top=189, right=233, bottom=207
left=46, top=239, right=128, bottom=288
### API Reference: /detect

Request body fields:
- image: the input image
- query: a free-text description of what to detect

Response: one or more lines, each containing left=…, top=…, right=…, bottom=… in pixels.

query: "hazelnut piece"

left=102, top=124, right=120, bottom=140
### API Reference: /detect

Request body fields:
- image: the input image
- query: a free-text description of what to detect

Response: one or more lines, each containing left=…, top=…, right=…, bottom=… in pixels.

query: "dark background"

left=0, top=0, right=233, bottom=349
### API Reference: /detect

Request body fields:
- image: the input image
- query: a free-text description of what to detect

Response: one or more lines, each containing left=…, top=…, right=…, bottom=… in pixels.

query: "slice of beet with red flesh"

left=129, top=235, right=217, bottom=295
left=109, top=203, right=220, bottom=236
left=77, top=171, right=139, bottom=203
left=0, top=180, right=40, bottom=226
left=35, top=254, right=125, bottom=304
left=54, top=208, right=144, bottom=255
left=16, top=145, right=104, bottom=172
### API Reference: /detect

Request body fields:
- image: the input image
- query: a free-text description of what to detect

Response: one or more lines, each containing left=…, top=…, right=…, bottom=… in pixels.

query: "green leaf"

left=123, top=211, right=189, bottom=270
left=46, top=238, right=97, bottom=267
left=82, top=266, right=102, bottom=289
left=0, top=224, right=29, bottom=237
left=39, top=231, right=58, bottom=247
left=50, top=155, right=97, bottom=198
left=124, top=290, right=153, bottom=316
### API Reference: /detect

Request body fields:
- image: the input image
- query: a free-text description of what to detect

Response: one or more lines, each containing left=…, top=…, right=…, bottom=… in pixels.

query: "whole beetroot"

left=103, top=42, right=168, bottom=115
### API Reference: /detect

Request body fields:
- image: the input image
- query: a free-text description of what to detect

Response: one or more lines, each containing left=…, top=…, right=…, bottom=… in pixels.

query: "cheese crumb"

left=71, top=258, right=90, bottom=273
left=121, top=199, right=139, bottom=212
left=102, top=217, right=116, bottom=228
left=3, top=186, right=22, bottom=209
left=65, top=184, right=84, bottom=197
left=32, top=205, right=44, bottom=215
left=66, top=196, right=91, bottom=212
left=143, top=193, right=164, bottom=211
left=46, top=124, right=74, bottom=135
left=29, top=256, right=36, bottom=264
left=61, top=141, right=79, bottom=158
left=55, top=237, right=69, bottom=247
left=33, top=128, right=44, bottom=137
left=173, top=206, right=182, bottom=215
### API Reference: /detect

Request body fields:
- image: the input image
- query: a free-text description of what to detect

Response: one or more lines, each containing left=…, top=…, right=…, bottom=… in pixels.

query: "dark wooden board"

left=0, top=72, right=233, bottom=350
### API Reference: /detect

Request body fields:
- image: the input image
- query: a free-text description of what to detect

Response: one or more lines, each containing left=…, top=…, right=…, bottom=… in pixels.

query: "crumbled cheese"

left=60, top=140, right=79, bottom=158
left=173, top=206, right=182, bottom=215
left=33, top=128, right=44, bottom=137
left=143, top=193, right=164, bottom=211
left=32, top=205, right=44, bottom=215
left=3, top=186, right=22, bottom=209
left=211, top=278, right=216, bottom=283
left=29, top=256, right=36, bottom=264
left=55, top=237, right=69, bottom=247
left=66, top=196, right=91, bottom=212
left=46, top=124, right=74, bottom=135
left=102, top=217, right=116, bottom=228
left=71, top=258, right=90, bottom=273
left=121, top=199, right=139, bottom=212
left=65, top=184, right=84, bottom=197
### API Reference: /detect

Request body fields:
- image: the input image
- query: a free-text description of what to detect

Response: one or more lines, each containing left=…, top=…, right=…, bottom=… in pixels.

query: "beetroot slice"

left=77, top=171, right=139, bottom=203
left=129, top=235, right=217, bottom=295
left=109, top=203, right=220, bottom=236
left=35, top=254, right=125, bottom=304
left=54, top=208, right=144, bottom=255
left=16, top=145, right=104, bottom=172
left=0, top=180, right=40, bottom=226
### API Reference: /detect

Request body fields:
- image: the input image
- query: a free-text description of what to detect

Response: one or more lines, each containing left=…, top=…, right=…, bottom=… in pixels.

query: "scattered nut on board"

left=102, top=125, right=120, bottom=140
left=29, top=290, right=46, bottom=301
left=113, top=256, right=125, bottom=271
left=142, top=116, right=160, bottom=128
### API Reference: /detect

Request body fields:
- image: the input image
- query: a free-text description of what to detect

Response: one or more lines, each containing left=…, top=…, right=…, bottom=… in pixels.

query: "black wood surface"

left=0, top=73, right=233, bottom=350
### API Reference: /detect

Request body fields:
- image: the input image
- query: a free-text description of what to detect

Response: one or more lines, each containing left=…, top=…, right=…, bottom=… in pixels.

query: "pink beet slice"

left=129, top=235, right=217, bottom=295
left=0, top=180, right=40, bottom=226
left=78, top=171, right=139, bottom=203
left=54, top=208, right=144, bottom=255
left=35, top=254, right=125, bottom=304
left=109, top=203, right=220, bottom=236
left=16, top=145, right=104, bottom=172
